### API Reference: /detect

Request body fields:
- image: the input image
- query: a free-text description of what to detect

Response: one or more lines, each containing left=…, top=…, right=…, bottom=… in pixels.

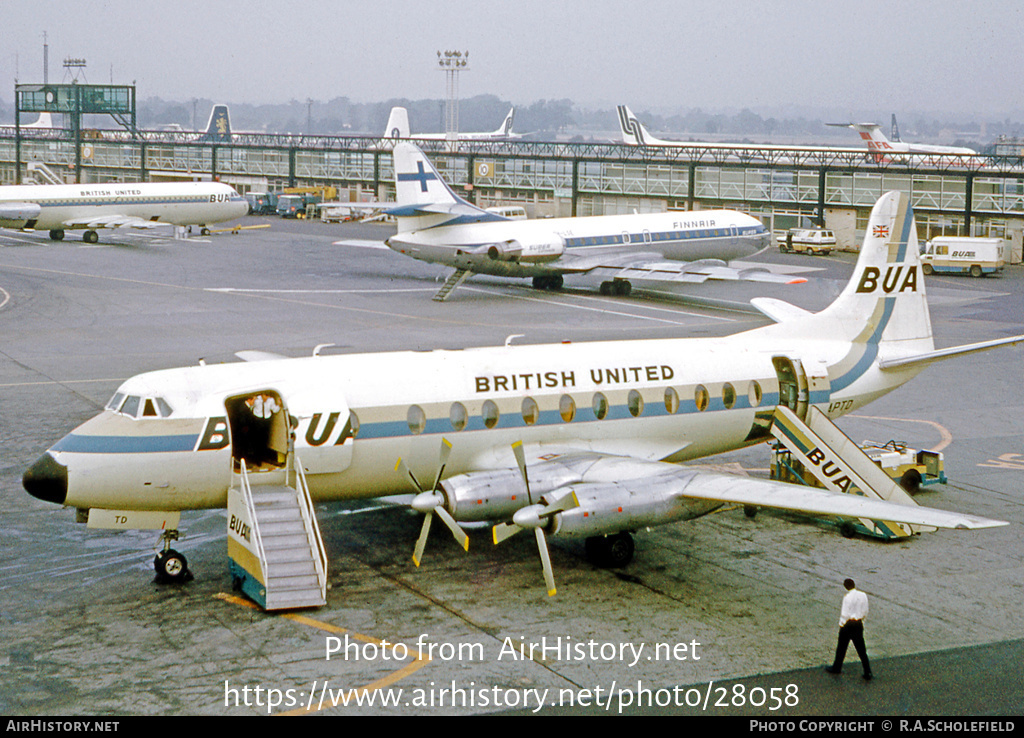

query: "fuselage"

left=387, top=210, right=770, bottom=278
left=0, top=181, right=249, bottom=230
left=24, top=317, right=919, bottom=515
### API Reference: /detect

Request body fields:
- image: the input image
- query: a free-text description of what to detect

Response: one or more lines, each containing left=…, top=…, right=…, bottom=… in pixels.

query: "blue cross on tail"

left=398, top=161, right=438, bottom=193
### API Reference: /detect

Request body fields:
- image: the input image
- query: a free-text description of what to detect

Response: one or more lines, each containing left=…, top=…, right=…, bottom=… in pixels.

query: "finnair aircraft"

left=0, top=180, right=249, bottom=243
left=24, top=191, right=1020, bottom=598
left=383, top=106, right=522, bottom=142
left=361, top=141, right=790, bottom=300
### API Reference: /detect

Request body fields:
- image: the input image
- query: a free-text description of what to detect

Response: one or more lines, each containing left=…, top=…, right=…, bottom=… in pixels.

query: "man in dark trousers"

left=826, top=578, right=873, bottom=680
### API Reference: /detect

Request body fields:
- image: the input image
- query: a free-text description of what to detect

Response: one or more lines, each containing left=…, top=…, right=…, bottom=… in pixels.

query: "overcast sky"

left=3, top=0, right=1022, bottom=120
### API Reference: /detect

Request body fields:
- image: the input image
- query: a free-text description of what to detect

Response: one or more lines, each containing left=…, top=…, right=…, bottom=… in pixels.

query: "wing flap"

left=588, top=259, right=808, bottom=285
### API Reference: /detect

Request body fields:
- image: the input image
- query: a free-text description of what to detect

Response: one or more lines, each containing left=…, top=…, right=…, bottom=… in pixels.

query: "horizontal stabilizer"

left=879, top=334, right=1024, bottom=370
left=750, top=297, right=814, bottom=323
left=235, top=350, right=290, bottom=362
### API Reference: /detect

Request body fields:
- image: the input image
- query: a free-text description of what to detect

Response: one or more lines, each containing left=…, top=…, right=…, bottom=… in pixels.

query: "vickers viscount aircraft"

left=0, top=180, right=249, bottom=243
left=354, top=141, right=795, bottom=301
left=24, top=191, right=1021, bottom=599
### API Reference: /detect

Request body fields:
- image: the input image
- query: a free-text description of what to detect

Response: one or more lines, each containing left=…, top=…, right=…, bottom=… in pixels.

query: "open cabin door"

left=225, top=390, right=291, bottom=473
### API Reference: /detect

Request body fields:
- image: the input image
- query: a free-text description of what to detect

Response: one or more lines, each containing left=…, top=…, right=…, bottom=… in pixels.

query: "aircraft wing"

left=582, top=257, right=808, bottom=285
left=663, top=468, right=1006, bottom=530
left=480, top=448, right=1007, bottom=532
left=61, top=214, right=167, bottom=230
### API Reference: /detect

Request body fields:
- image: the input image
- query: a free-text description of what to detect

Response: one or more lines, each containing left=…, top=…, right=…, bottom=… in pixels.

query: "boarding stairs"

left=227, top=452, right=328, bottom=611
left=26, top=161, right=66, bottom=186
left=433, top=268, right=472, bottom=301
left=769, top=405, right=929, bottom=539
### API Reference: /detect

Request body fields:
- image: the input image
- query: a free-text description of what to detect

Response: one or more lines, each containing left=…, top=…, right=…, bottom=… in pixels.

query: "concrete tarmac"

left=0, top=216, right=1021, bottom=717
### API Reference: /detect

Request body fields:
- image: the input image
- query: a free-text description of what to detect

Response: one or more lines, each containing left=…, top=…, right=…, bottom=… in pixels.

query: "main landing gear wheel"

left=83, top=230, right=99, bottom=244
left=585, top=532, right=635, bottom=568
left=49, top=229, right=65, bottom=241
left=599, top=280, right=632, bottom=297
left=532, top=275, right=564, bottom=291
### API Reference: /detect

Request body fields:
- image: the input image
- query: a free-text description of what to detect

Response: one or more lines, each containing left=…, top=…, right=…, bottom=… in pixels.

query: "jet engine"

left=484, top=236, right=565, bottom=263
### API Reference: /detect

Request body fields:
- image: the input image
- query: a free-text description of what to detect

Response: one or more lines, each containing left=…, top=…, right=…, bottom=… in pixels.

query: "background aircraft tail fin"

left=200, top=105, right=232, bottom=143
left=497, top=108, right=515, bottom=136
left=617, top=105, right=649, bottom=145
left=385, top=107, right=410, bottom=140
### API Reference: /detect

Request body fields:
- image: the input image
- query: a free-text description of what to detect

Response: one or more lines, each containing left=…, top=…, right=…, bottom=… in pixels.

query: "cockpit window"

left=121, top=396, right=141, bottom=417
left=108, top=394, right=173, bottom=418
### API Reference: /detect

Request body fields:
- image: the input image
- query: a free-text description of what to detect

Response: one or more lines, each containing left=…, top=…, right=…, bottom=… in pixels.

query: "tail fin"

left=200, top=105, right=231, bottom=143
left=617, top=105, right=649, bottom=145
left=890, top=114, right=901, bottom=142
left=385, top=107, right=410, bottom=140
left=495, top=108, right=515, bottom=137
left=822, top=191, right=932, bottom=353
left=391, top=142, right=494, bottom=231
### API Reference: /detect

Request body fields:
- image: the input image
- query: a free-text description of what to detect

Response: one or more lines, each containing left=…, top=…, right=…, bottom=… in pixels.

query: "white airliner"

left=383, top=106, right=522, bottom=142
left=827, top=122, right=978, bottom=164
left=0, top=180, right=250, bottom=243
left=357, top=141, right=792, bottom=300
left=24, top=191, right=1021, bottom=597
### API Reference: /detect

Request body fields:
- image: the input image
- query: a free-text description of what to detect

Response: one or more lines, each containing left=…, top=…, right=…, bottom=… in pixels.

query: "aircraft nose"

left=23, top=452, right=68, bottom=505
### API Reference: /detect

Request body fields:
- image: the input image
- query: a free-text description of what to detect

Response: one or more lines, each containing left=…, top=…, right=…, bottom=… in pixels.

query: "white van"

left=920, top=237, right=1005, bottom=277
left=485, top=205, right=528, bottom=220
left=777, top=228, right=836, bottom=255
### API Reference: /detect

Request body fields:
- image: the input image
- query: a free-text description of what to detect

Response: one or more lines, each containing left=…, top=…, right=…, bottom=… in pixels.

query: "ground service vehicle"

left=920, top=237, right=1005, bottom=277
left=777, top=228, right=836, bottom=255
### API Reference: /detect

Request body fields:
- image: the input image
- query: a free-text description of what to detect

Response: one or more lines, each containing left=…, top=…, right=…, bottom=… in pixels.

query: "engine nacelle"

left=485, top=236, right=565, bottom=263
left=549, top=478, right=722, bottom=538
left=439, top=463, right=582, bottom=523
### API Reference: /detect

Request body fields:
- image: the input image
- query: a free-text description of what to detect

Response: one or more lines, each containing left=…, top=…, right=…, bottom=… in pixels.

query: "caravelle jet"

left=355, top=141, right=794, bottom=300
left=23, top=191, right=1022, bottom=599
left=0, top=180, right=249, bottom=243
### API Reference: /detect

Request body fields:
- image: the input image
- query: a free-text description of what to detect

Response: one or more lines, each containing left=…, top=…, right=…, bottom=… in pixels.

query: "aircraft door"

left=225, top=390, right=291, bottom=473
left=772, top=356, right=808, bottom=420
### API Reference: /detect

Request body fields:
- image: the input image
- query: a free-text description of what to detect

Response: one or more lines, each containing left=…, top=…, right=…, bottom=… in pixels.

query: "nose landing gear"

left=153, top=530, right=193, bottom=584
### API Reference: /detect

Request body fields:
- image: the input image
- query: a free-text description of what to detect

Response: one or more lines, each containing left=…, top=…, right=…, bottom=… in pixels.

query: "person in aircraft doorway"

left=825, top=578, right=873, bottom=680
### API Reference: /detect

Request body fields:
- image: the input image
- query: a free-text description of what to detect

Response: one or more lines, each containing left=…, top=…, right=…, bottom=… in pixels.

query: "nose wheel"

left=153, top=530, right=193, bottom=584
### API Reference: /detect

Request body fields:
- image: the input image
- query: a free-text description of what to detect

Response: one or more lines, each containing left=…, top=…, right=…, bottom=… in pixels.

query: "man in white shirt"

left=825, top=578, right=873, bottom=680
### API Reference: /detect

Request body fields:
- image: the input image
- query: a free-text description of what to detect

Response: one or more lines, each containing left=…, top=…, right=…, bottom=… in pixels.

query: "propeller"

left=492, top=441, right=578, bottom=596
left=396, top=438, right=469, bottom=566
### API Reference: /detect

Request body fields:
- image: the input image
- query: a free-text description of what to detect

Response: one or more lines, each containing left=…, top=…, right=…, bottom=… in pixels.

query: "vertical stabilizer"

left=617, top=105, right=650, bottom=146
left=391, top=143, right=494, bottom=231
left=201, top=105, right=232, bottom=143
left=496, top=108, right=515, bottom=137
left=385, top=107, right=410, bottom=140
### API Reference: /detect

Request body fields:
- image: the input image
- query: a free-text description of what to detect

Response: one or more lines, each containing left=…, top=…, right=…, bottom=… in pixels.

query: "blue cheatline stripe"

left=52, top=390, right=788, bottom=454
left=829, top=297, right=896, bottom=394
left=53, top=434, right=199, bottom=454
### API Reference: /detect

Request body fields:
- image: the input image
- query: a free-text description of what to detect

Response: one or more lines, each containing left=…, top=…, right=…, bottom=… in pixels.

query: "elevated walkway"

left=227, top=454, right=327, bottom=610
left=769, top=405, right=929, bottom=539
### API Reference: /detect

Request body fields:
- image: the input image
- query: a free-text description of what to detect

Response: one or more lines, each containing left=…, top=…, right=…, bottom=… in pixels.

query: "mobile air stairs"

left=768, top=405, right=932, bottom=540
left=227, top=451, right=328, bottom=611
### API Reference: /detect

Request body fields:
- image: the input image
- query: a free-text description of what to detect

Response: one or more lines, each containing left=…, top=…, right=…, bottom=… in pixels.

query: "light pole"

left=436, top=50, right=469, bottom=140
